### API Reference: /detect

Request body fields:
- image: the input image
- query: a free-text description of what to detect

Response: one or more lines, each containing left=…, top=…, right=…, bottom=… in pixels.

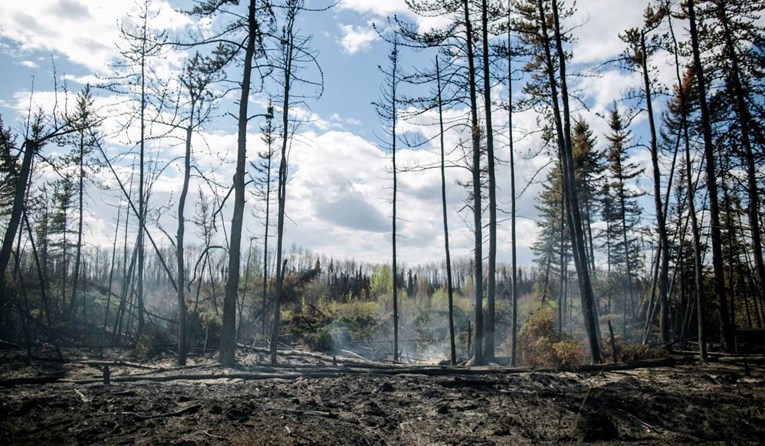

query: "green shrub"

left=514, top=305, right=584, bottom=368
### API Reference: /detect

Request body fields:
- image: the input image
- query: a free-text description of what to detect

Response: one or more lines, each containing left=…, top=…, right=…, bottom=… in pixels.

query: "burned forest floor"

left=1, top=346, right=764, bottom=445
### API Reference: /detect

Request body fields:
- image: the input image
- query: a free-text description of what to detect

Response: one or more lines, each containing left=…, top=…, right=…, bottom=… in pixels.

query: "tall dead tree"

left=686, top=0, right=734, bottom=351
left=712, top=0, right=765, bottom=302
left=480, top=0, right=499, bottom=361
left=66, top=85, right=100, bottom=321
left=175, top=50, right=227, bottom=365
left=374, top=37, right=402, bottom=362
left=184, top=0, right=274, bottom=367
left=665, top=2, right=706, bottom=360
left=505, top=19, right=519, bottom=365
left=270, top=0, right=327, bottom=365
left=542, top=0, right=602, bottom=361
left=620, top=7, right=671, bottom=344
left=435, top=57, right=457, bottom=365
left=113, top=0, right=168, bottom=340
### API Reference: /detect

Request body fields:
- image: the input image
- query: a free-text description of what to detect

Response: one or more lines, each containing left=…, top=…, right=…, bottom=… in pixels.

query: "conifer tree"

left=601, top=105, right=645, bottom=339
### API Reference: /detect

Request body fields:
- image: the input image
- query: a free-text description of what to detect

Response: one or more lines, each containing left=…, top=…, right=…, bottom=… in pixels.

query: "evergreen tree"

left=0, top=115, right=17, bottom=216
left=532, top=159, right=570, bottom=330
left=65, top=85, right=101, bottom=320
left=571, top=117, right=603, bottom=274
left=600, top=105, right=644, bottom=339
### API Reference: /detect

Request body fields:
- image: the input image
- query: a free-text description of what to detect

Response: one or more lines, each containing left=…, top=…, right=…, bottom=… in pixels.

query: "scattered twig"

left=74, top=388, right=90, bottom=403
left=113, top=404, right=202, bottom=420
left=202, top=430, right=225, bottom=440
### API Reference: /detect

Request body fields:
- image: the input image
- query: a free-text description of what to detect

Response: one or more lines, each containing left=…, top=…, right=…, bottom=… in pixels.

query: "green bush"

left=514, top=305, right=584, bottom=368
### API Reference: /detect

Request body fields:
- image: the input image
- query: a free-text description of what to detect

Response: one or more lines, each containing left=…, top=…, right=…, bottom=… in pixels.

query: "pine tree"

left=513, top=0, right=602, bottom=362
left=65, top=85, right=101, bottom=321
left=532, top=159, right=570, bottom=324
left=686, top=0, right=735, bottom=351
left=571, top=117, right=603, bottom=274
left=600, top=105, right=644, bottom=340
left=620, top=4, right=672, bottom=344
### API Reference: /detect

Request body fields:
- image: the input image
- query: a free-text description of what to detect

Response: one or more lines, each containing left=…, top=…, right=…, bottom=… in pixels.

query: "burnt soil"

left=1, top=347, right=764, bottom=445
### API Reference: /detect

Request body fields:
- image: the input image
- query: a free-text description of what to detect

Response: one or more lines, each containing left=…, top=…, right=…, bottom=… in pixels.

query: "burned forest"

left=1, top=0, right=765, bottom=444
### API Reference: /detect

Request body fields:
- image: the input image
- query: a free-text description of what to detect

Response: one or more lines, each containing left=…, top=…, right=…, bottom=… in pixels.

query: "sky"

left=0, top=0, right=662, bottom=269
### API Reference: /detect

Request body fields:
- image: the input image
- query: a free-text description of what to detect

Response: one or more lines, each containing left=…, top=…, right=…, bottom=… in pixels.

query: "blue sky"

left=0, top=0, right=668, bottom=268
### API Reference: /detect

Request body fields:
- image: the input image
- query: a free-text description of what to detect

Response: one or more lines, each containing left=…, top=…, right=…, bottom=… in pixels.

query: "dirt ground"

left=1, top=347, right=764, bottom=445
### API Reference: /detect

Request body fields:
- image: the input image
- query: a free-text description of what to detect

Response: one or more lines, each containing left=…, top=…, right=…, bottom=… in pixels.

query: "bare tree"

left=375, top=36, right=402, bottom=362
left=481, top=0, right=499, bottom=361
left=112, top=0, right=169, bottom=340
left=175, top=50, right=228, bottom=365
left=686, top=0, right=733, bottom=351
left=620, top=5, right=671, bottom=345
left=435, top=56, right=457, bottom=365
left=270, top=0, right=327, bottom=365
left=186, top=0, right=275, bottom=366
left=66, top=85, right=101, bottom=321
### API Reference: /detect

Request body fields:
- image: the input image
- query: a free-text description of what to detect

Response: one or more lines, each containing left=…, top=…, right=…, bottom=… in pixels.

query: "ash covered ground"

left=1, top=347, right=764, bottom=445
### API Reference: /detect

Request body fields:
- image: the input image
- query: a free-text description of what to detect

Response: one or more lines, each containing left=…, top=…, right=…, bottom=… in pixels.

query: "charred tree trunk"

left=176, top=123, right=193, bottom=366
left=436, top=58, right=457, bottom=365
left=639, top=30, right=671, bottom=345
left=506, top=22, right=519, bottom=366
left=548, top=0, right=602, bottom=362
left=481, top=0, right=497, bottom=362
left=221, top=0, right=258, bottom=367
left=715, top=1, right=765, bottom=300
left=687, top=0, right=734, bottom=352
left=0, top=139, right=36, bottom=298
left=463, top=0, right=484, bottom=365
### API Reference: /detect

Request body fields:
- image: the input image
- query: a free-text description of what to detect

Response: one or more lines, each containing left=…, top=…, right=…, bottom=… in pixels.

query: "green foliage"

left=370, top=264, right=392, bottom=297
left=515, top=305, right=584, bottom=368
left=0, top=114, right=17, bottom=212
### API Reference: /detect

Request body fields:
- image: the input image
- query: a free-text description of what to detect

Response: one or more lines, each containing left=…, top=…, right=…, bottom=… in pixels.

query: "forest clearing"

left=2, top=0, right=765, bottom=443
left=1, top=346, right=764, bottom=445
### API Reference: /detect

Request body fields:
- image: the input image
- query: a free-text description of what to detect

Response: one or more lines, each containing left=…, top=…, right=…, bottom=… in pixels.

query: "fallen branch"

left=0, top=372, right=66, bottom=387
left=74, top=388, right=90, bottom=403
left=112, top=404, right=202, bottom=420
left=568, top=357, right=676, bottom=373
left=80, top=360, right=159, bottom=371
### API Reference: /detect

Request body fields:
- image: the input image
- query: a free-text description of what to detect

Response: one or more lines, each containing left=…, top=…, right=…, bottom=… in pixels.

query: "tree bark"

left=639, top=30, right=671, bottom=345
left=463, top=0, right=484, bottom=365
left=481, top=0, right=497, bottom=362
left=715, top=1, right=765, bottom=300
left=176, top=123, right=192, bottom=366
left=436, top=57, right=457, bottom=365
left=0, top=139, right=36, bottom=297
left=271, top=2, right=296, bottom=364
left=390, top=40, right=399, bottom=363
left=548, top=0, right=602, bottom=362
left=687, top=0, right=734, bottom=352
left=221, top=0, right=258, bottom=367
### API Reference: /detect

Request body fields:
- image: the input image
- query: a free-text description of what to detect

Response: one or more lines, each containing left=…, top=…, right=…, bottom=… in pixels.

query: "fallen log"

left=80, top=360, right=159, bottom=370
left=111, top=404, right=202, bottom=419
left=569, top=357, right=676, bottom=373
left=67, top=357, right=677, bottom=384
left=0, top=372, right=66, bottom=387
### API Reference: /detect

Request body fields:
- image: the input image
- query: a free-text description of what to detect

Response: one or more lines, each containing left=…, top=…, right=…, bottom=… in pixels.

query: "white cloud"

left=570, top=0, right=646, bottom=65
left=337, top=0, right=410, bottom=18
left=337, top=0, right=453, bottom=34
left=338, top=23, right=379, bottom=55
left=0, top=0, right=190, bottom=72
left=20, top=60, right=39, bottom=69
